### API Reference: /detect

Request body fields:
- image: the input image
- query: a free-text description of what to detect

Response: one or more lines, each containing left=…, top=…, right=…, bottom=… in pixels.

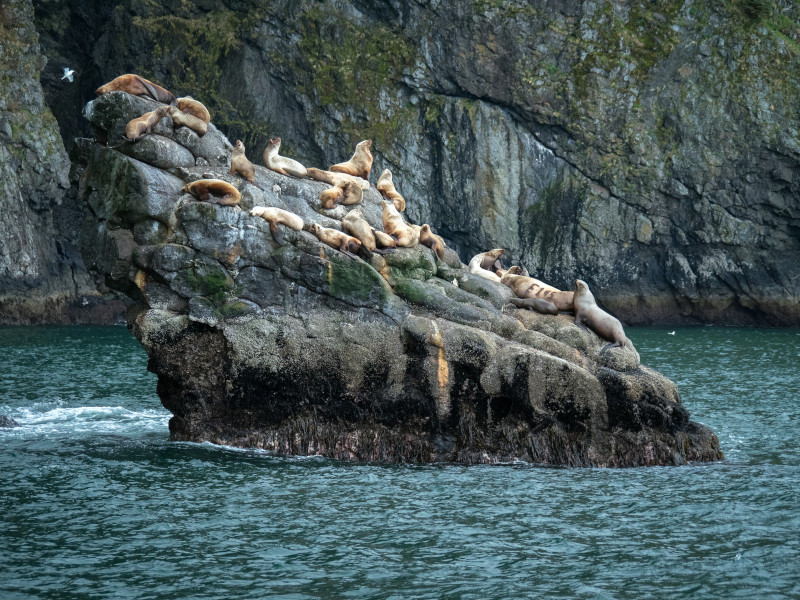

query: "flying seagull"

left=61, top=67, right=75, bottom=82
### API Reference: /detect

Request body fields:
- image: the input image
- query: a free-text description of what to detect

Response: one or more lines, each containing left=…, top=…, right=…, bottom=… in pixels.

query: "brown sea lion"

left=250, top=206, right=304, bottom=245
left=381, top=200, right=419, bottom=248
left=372, top=229, right=397, bottom=250
left=229, top=140, right=258, bottom=185
left=376, top=169, right=406, bottom=212
left=320, top=186, right=344, bottom=209
left=573, top=279, right=627, bottom=348
left=168, top=106, right=207, bottom=136
left=263, top=137, right=308, bottom=178
left=307, top=168, right=370, bottom=191
left=341, top=181, right=363, bottom=205
left=329, top=140, right=372, bottom=180
left=124, top=105, right=169, bottom=142
left=468, top=249, right=505, bottom=282
left=309, top=223, right=362, bottom=257
left=176, top=96, right=210, bottom=124
left=342, top=209, right=377, bottom=252
left=501, top=267, right=574, bottom=311
left=95, top=74, right=176, bottom=105
left=508, top=296, right=559, bottom=315
left=182, top=179, right=241, bottom=206
left=418, top=224, right=446, bottom=260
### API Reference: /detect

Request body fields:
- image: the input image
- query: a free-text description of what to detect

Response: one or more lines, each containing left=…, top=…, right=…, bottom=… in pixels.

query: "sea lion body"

left=124, top=105, right=169, bottom=142
left=376, top=169, right=406, bottom=212
left=263, top=137, right=308, bottom=178
left=372, top=229, right=397, bottom=249
left=418, top=224, right=446, bottom=260
left=250, top=206, right=303, bottom=244
left=329, top=140, right=372, bottom=180
left=342, top=209, right=377, bottom=252
left=229, top=140, right=256, bottom=184
left=320, top=186, right=344, bottom=209
left=468, top=249, right=505, bottom=282
left=168, top=106, right=208, bottom=135
left=309, top=223, right=362, bottom=256
left=508, top=296, right=559, bottom=315
left=501, top=267, right=574, bottom=311
left=95, top=74, right=176, bottom=104
left=573, top=279, right=627, bottom=348
left=182, top=179, right=241, bottom=206
left=307, top=168, right=370, bottom=191
left=176, top=97, right=210, bottom=123
left=381, top=201, right=419, bottom=248
left=341, top=181, right=363, bottom=205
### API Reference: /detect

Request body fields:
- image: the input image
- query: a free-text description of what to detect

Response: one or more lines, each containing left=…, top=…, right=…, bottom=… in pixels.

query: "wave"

left=0, top=403, right=170, bottom=436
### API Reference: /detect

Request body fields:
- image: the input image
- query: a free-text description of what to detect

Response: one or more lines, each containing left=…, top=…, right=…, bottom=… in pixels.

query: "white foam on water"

left=2, top=404, right=170, bottom=436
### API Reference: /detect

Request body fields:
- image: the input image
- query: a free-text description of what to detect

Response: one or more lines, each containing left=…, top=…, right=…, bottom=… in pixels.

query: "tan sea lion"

left=263, top=137, right=308, bottom=178
left=168, top=106, right=208, bottom=136
left=468, top=249, right=505, bottom=282
left=124, top=105, right=169, bottom=142
left=341, top=181, right=363, bottom=205
left=307, top=168, right=370, bottom=191
left=250, top=206, right=304, bottom=245
left=182, top=179, right=241, bottom=206
left=376, top=169, right=406, bottom=212
left=508, top=296, right=559, bottom=315
left=418, top=224, right=446, bottom=260
left=573, top=279, right=628, bottom=349
left=320, top=185, right=344, bottom=209
left=342, top=209, right=377, bottom=252
left=309, top=223, right=362, bottom=257
left=372, top=229, right=397, bottom=250
left=176, top=97, right=210, bottom=123
left=381, top=200, right=419, bottom=248
left=501, top=267, right=574, bottom=311
left=329, top=140, right=372, bottom=180
left=229, top=140, right=258, bottom=185
left=95, top=74, right=176, bottom=105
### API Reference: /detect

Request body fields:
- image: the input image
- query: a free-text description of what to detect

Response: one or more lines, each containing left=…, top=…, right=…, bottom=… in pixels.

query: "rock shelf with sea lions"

left=573, top=279, right=628, bottom=349
left=264, top=137, right=308, bottom=178
left=329, top=140, right=373, bottom=180
left=96, top=74, right=176, bottom=105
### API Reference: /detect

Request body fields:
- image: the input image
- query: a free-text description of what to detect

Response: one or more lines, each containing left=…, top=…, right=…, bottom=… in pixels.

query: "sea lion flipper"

left=269, top=221, right=286, bottom=245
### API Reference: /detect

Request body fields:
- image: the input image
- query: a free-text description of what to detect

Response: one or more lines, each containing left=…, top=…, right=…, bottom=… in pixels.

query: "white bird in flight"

left=61, top=67, right=75, bottom=82
left=667, top=331, right=676, bottom=335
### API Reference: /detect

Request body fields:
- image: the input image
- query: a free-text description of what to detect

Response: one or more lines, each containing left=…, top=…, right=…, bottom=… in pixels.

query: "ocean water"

left=1, top=325, right=799, bottom=600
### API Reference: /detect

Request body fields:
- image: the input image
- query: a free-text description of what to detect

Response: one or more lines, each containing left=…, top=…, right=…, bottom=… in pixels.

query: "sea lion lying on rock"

left=376, top=169, right=406, bottom=212
left=182, top=179, right=241, bottom=206
left=263, top=137, right=308, bottom=178
left=169, top=106, right=208, bottom=136
left=329, top=140, right=372, bottom=180
left=468, top=249, right=505, bottom=282
left=381, top=200, right=419, bottom=248
left=573, top=279, right=628, bottom=349
left=250, top=206, right=304, bottom=245
left=307, top=168, right=370, bottom=191
left=124, top=105, right=169, bottom=142
left=95, top=74, right=176, bottom=105
left=508, top=296, right=559, bottom=315
left=501, top=266, right=574, bottom=311
left=176, top=97, right=210, bottom=123
left=373, top=229, right=397, bottom=250
left=309, top=223, right=362, bottom=257
left=342, top=209, right=395, bottom=254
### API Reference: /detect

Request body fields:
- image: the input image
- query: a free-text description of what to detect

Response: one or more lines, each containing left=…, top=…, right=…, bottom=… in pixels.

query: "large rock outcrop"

left=76, top=91, right=722, bottom=466
left=31, top=0, right=800, bottom=326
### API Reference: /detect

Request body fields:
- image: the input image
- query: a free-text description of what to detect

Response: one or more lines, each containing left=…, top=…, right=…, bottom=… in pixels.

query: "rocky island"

left=76, top=91, right=722, bottom=466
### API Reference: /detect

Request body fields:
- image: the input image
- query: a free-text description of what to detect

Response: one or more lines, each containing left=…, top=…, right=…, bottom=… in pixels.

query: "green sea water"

left=1, top=325, right=799, bottom=599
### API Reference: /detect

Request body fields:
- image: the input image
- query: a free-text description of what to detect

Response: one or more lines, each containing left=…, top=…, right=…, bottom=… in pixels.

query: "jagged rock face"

left=77, top=91, right=722, bottom=466
left=32, top=0, right=800, bottom=326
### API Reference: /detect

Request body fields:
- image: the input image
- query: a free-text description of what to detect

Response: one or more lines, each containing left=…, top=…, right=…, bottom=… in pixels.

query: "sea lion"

left=372, top=229, right=397, bottom=250
left=168, top=106, right=208, bottom=136
left=124, top=105, right=169, bottom=142
left=573, top=279, right=628, bottom=349
left=329, top=140, right=372, bottom=180
left=381, top=200, right=419, bottom=248
left=229, top=140, right=258, bottom=185
left=376, top=169, right=406, bottom=211
left=263, top=137, right=308, bottom=178
left=342, top=209, right=377, bottom=252
left=176, top=96, right=210, bottom=124
left=95, top=74, right=176, bottom=105
left=309, top=223, right=362, bottom=257
left=250, top=206, right=304, bottom=245
left=501, top=266, right=574, bottom=311
left=341, top=181, right=363, bottom=205
left=320, top=185, right=344, bottom=209
left=418, top=224, right=446, bottom=260
left=307, top=168, right=370, bottom=191
left=468, top=249, right=505, bottom=282
left=508, top=296, right=559, bottom=315
left=182, top=179, right=241, bottom=206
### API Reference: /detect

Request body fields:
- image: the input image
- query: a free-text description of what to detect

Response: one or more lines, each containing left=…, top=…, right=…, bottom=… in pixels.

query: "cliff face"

left=4, top=0, right=800, bottom=325
left=76, top=90, right=722, bottom=466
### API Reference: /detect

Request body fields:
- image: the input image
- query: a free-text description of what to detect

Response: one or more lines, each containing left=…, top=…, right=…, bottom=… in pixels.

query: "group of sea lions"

left=96, top=73, right=626, bottom=349
left=468, top=249, right=628, bottom=349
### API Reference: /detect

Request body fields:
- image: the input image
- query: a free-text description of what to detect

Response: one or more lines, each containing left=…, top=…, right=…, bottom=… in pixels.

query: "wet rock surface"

left=78, top=92, right=722, bottom=466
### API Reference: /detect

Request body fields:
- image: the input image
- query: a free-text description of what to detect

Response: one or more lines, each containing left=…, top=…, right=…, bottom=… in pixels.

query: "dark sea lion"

left=263, top=137, right=308, bottom=178
left=0, top=414, right=20, bottom=428
left=501, top=266, right=574, bottom=311
left=508, top=296, right=559, bottom=315
left=95, top=74, right=176, bottom=105
left=329, top=139, right=372, bottom=180
left=573, top=279, right=628, bottom=349
left=250, top=206, right=304, bottom=245
left=418, top=224, right=446, bottom=260
left=376, top=169, right=406, bottom=211
left=182, top=179, right=241, bottom=206
left=124, top=105, right=169, bottom=142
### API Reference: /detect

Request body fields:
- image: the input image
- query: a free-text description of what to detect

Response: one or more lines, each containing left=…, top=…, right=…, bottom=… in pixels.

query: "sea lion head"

left=309, top=223, right=321, bottom=235
left=575, top=279, right=589, bottom=294
left=507, top=265, right=523, bottom=275
left=234, top=139, right=245, bottom=152
left=357, top=140, right=372, bottom=151
left=421, top=224, right=431, bottom=233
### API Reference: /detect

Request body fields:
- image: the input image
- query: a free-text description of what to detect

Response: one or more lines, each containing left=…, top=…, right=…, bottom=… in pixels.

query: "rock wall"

left=74, top=90, right=722, bottom=466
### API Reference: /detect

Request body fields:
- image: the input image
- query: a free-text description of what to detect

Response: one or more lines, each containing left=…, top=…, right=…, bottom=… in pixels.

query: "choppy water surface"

left=1, top=325, right=799, bottom=599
